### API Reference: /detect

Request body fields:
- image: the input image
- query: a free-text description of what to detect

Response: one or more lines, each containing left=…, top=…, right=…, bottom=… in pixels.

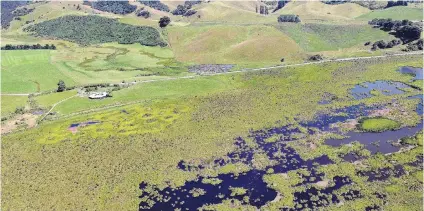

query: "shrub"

left=136, top=8, right=150, bottom=18
left=14, top=106, right=25, bottom=114
left=57, top=80, right=66, bottom=92
left=159, top=16, right=171, bottom=28
left=404, top=39, right=423, bottom=51
left=364, top=41, right=371, bottom=46
left=386, top=0, right=408, bottom=8
left=24, top=15, right=166, bottom=46
left=277, top=14, right=301, bottom=23
left=308, top=54, right=323, bottom=61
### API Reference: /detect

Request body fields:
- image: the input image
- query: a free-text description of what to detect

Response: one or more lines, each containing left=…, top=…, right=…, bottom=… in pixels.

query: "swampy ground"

left=1, top=1, right=423, bottom=210
left=2, top=55, right=423, bottom=210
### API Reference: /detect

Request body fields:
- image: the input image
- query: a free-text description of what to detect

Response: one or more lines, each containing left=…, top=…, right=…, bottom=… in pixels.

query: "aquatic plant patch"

left=357, top=117, right=401, bottom=132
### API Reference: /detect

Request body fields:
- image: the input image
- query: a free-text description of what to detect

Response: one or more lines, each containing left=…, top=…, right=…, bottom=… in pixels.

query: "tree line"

left=1, top=43, right=56, bottom=50
left=171, top=1, right=201, bottom=17
left=368, top=18, right=422, bottom=43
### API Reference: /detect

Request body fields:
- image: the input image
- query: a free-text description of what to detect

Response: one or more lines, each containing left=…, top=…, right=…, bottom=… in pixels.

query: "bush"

left=14, top=106, right=25, bottom=114
left=159, top=16, right=171, bottom=28
left=364, top=41, right=371, bottom=46
left=84, top=1, right=136, bottom=14
left=24, top=15, right=166, bottom=47
left=57, top=80, right=66, bottom=92
left=308, top=54, right=323, bottom=61
left=277, top=14, right=301, bottom=23
left=136, top=8, right=150, bottom=18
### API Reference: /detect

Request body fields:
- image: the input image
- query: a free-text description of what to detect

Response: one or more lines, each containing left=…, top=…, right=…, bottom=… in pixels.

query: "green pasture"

left=275, top=23, right=393, bottom=52
left=356, top=7, right=423, bottom=21
left=1, top=95, right=28, bottom=116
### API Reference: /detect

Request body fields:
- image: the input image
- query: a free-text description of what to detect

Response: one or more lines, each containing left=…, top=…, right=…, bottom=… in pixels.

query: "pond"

left=398, top=66, right=423, bottom=81
left=350, top=80, right=410, bottom=100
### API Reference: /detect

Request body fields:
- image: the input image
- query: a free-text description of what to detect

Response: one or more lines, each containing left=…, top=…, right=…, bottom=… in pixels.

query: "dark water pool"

left=399, top=66, right=423, bottom=81
left=350, top=81, right=410, bottom=100
left=139, top=97, right=423, bottom=210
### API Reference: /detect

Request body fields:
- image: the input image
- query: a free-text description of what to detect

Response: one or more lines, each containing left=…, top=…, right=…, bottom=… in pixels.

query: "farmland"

left=1, top=1, right=423, bottom=211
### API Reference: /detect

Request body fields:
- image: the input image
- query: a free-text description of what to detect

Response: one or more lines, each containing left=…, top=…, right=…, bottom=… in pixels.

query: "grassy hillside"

left=356, top=7, right=424, bottom=21
left=278, top=1, right=370, bottom=23
left=275, top=23, right=393, bottom=52
left=168, top=24, right=304, bottom=65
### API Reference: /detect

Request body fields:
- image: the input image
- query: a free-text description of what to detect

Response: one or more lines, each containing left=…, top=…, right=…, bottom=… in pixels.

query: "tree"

left=159, top=16, right=171, bottom=28
left=57, top=80, right=66, bottom=92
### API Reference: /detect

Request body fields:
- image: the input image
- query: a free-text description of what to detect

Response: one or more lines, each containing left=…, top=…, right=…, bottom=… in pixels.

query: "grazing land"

left=1, top=1, right=423, bottom=211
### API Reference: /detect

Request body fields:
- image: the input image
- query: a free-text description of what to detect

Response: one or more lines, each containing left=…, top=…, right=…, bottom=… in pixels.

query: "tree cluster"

left=371, top=39, right=401, bottom=50
left=404, top=39, right=423, bottom=51
left=24, top=15, right=166, bottom=47
left=1, top=43, right=56, bottom=50
left=386, top=0, right=408, bottom=8
left=136, top=8, right=151, bottom=19
left=273, top=0, right=290, bottom=12
left=139, top=0, right=170, bottom=12
left=369, top=18, right=422, bottom=43
left=12, top=7, right=34, bottom=16
left=84, top=1, right=136, bottom=15
left=171, top=1, right=201, bottom=16
left=277, top=14, right=301, bottom=23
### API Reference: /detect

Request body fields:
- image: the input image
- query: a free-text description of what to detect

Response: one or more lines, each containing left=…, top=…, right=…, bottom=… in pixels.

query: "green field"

left=1, top=50, right=76, bottom=93
left=275, top=23, right=393, bottom=52
left=356, top=7, right=423, bottom=21
left=1, top=95, right=28, bottom=116
left=1, top=43, right=189, bottom=94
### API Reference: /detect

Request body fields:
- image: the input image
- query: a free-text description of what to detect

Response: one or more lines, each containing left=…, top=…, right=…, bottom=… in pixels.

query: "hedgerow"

left=24, top=15, right=166, bottom=46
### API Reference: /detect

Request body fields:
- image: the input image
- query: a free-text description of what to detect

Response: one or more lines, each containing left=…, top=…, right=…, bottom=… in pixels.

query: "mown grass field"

left=1, top=50, right=76, bottom=93
left=1, top=41, right=190, bottom=94
left=356, top=6, right=423, bottom=21
left=3, top=55, right=422, bottom=210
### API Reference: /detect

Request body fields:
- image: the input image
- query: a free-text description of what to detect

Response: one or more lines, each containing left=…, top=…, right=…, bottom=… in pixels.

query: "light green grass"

left=1, top=50, right=76, bottom=93
left=168, top=24, right=304, bottom=65
left=275, top=23, right=393, bottom=52
left=358, top=117, right=401, bottom=132
left=1, top=95, right=28, bottom=116
left=34, top=90, right=77, bottom=109
left=356, top=7, right=423, bottom=21
left=1, top=42, right=187, bottom=94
